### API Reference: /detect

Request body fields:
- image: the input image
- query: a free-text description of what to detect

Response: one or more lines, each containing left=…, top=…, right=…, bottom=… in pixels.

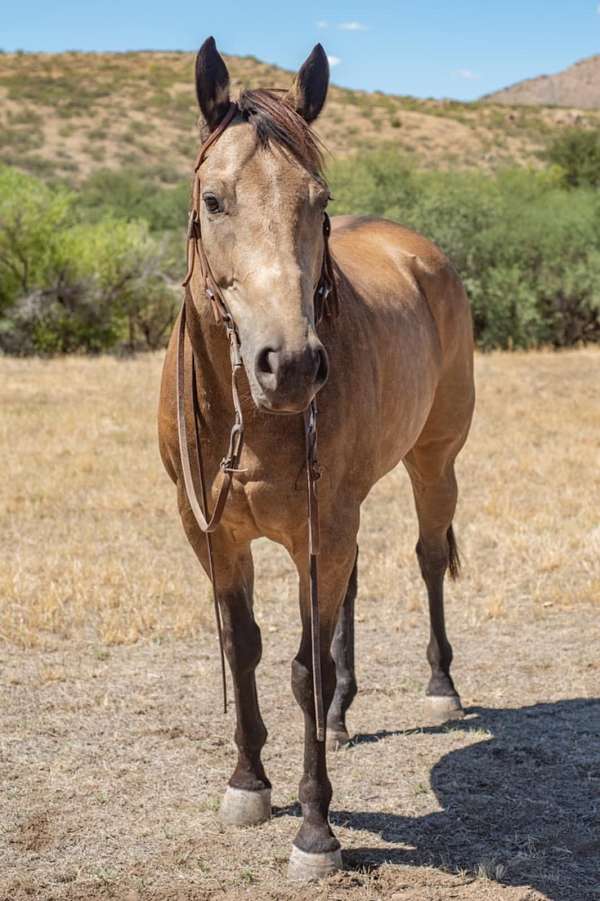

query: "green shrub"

left=328, top=150, right=600, bottom=348
left=544, top=128, right=600, bottom=188
left=2, top=148, right=599, bottom=355
left=0, top=165, right=179, bottom=353
left=76, top=168, right=189, bottom=233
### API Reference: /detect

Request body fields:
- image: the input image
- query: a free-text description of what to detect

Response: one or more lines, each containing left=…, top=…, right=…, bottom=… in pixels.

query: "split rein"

left=176, top=102, right=339, bottom=741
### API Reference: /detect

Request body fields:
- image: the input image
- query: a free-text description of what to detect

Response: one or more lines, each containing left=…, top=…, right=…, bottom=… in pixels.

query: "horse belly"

left=352, top=309, right=441, bottom=482
left=381, top=351, right=439, bottom=469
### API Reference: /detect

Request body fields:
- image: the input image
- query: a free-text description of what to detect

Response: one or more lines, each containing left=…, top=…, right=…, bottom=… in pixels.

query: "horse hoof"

left=425, top=694, right=465, bottom=724
left=287, top=845, right=343, bottom=882
left=327, top=728, right=351, bottom=751
left=219, top=786, right=271, bottom=827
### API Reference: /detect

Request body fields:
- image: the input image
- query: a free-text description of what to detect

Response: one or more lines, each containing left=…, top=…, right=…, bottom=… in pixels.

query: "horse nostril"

left=256, top=347, right=279, bottom=377
left=315, top=347, right=329, bottom=386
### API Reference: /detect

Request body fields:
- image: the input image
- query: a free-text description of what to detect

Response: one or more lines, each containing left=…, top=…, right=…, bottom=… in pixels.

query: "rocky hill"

left=483, top=54, right=600, bottom=109
left=1, top=51, right=599, bottom=184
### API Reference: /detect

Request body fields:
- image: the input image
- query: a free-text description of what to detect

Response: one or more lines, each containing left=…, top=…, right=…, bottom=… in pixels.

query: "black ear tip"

left=309, top=43, right=328, bottom=65
left=198, top=36, right=217, bottom=56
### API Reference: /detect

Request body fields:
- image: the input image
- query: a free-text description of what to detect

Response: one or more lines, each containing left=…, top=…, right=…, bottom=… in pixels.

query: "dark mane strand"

left=237, top=89, right=324, bottom=175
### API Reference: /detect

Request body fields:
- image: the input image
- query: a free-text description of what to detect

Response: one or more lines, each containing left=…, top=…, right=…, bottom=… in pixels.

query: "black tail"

left=447, top=525, right=461, bottom=581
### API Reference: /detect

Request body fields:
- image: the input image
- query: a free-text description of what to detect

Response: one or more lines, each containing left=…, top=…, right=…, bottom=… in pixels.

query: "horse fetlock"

left=229, top=762, right=270, bottom=794
left=426, top=667, right=457, bottom=696
left=326, top=703, right=353, bottom=748
left=292, top=817, right=340, bottom=856
left=326, top=726, right=351, bottom=751
left=426, top=639, right=453, bottom=674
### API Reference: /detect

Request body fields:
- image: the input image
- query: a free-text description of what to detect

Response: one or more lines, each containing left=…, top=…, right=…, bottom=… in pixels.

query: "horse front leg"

left=179, top=499, right=271, bottom=826
left=288, top=533, right=357, bottom=882
left=218, top=565, right=271, bottom=826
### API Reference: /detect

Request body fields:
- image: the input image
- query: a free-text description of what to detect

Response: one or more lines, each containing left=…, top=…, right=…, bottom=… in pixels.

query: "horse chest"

left=216, top=474, right=307, bottom=546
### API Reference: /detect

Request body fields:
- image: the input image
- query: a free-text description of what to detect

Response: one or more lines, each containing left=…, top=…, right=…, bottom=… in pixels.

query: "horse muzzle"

left=252, top=337, right=329, bottom=413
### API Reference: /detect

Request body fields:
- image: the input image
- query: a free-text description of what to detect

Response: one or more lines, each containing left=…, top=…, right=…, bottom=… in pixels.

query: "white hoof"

left=287, top=845, right=343, bottom=882
left=327, top=728, right=351, bottom=751
left=219, top=786, right=271, bottom=827
left=424, top=694, right=465, bottom=724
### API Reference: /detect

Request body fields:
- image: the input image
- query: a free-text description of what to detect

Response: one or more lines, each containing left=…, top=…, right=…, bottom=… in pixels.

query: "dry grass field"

left=1, top=349, right=599, bottom=900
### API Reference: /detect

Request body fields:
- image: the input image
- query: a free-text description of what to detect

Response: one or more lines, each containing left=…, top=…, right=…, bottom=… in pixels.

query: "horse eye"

left=203, top=193, right=221, bottom=213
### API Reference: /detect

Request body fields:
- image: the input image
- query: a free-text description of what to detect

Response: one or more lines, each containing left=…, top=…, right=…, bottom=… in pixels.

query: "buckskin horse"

left=158, top=37, right=475, bottom=881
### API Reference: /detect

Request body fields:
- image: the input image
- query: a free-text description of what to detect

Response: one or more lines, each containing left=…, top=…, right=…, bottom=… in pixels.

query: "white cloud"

left=338, top=21, right=368, bottom=31
left=327, top=55, right=341, bottom=67
left=456, top=68, right=480, bottom=80
left=316, top=20, right=328, bottom=29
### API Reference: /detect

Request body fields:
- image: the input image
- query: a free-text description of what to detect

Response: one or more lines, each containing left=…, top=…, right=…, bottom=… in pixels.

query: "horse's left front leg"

left=288, top=531, right=357, bottom=882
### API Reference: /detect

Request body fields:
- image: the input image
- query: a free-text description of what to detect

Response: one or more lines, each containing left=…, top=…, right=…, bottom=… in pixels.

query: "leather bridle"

left=177, top=101, right=339, bottom=741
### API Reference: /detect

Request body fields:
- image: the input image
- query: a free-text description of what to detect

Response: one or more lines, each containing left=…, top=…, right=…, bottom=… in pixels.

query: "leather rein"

left=177, top=102, right=339, bottom=741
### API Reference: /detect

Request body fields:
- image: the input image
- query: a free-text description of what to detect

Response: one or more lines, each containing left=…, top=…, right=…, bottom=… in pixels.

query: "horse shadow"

left=276, top=700, right=600, bottom=901
left=332, top=700, right=600, bottom=901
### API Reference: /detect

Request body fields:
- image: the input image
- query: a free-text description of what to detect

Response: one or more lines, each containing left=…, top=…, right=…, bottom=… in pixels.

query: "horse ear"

left=195, top=36, right=231, bottom=131
left=286, top=44, right=329, bottom=123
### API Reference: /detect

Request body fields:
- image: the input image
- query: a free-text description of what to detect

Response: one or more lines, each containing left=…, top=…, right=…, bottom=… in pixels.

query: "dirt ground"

left=1, top=350, right=599, bottom=900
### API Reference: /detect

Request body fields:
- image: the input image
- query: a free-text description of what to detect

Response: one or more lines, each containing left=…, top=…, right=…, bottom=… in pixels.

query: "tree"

left=544, top=128, right=600, bottom=188
left=0, top=166, right=179, bottom=353
left=0, top=165, right=72, bottom=312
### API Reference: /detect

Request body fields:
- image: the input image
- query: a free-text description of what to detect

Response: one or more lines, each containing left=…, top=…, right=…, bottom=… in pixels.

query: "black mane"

left=237, top=89, right=324, bottom=175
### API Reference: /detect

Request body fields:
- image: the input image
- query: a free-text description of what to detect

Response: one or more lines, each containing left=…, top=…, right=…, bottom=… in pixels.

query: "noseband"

left=176, top=101, right=339, bottom=741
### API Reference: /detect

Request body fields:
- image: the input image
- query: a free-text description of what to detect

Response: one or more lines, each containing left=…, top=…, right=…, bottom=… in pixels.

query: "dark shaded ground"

left=2, top=604, right=599, bottom=901
left=339, top=699, right=600, bottom=897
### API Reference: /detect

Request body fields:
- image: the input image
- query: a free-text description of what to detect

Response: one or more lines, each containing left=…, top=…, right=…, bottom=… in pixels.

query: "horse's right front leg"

left=179, top=498, right=271, bottom=826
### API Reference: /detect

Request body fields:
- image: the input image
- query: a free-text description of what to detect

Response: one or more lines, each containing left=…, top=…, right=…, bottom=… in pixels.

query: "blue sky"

left=3, top=1, right=600, bottom=100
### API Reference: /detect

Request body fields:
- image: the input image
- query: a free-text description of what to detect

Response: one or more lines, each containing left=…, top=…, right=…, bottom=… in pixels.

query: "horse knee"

left=292, top=655, right=335, bottom=713
left=222, top=615, right=262, bottom=674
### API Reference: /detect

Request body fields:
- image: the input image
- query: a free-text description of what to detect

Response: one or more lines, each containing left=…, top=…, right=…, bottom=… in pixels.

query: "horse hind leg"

left=327, top=546, right=358, bottom=750
left=405, top=457, right=465, bottom=724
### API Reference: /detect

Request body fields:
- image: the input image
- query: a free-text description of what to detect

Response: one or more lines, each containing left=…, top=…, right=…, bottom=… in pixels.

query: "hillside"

left=2, top=50, right=600, bottom=185
left=484, top=54, right=600, bottom=109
